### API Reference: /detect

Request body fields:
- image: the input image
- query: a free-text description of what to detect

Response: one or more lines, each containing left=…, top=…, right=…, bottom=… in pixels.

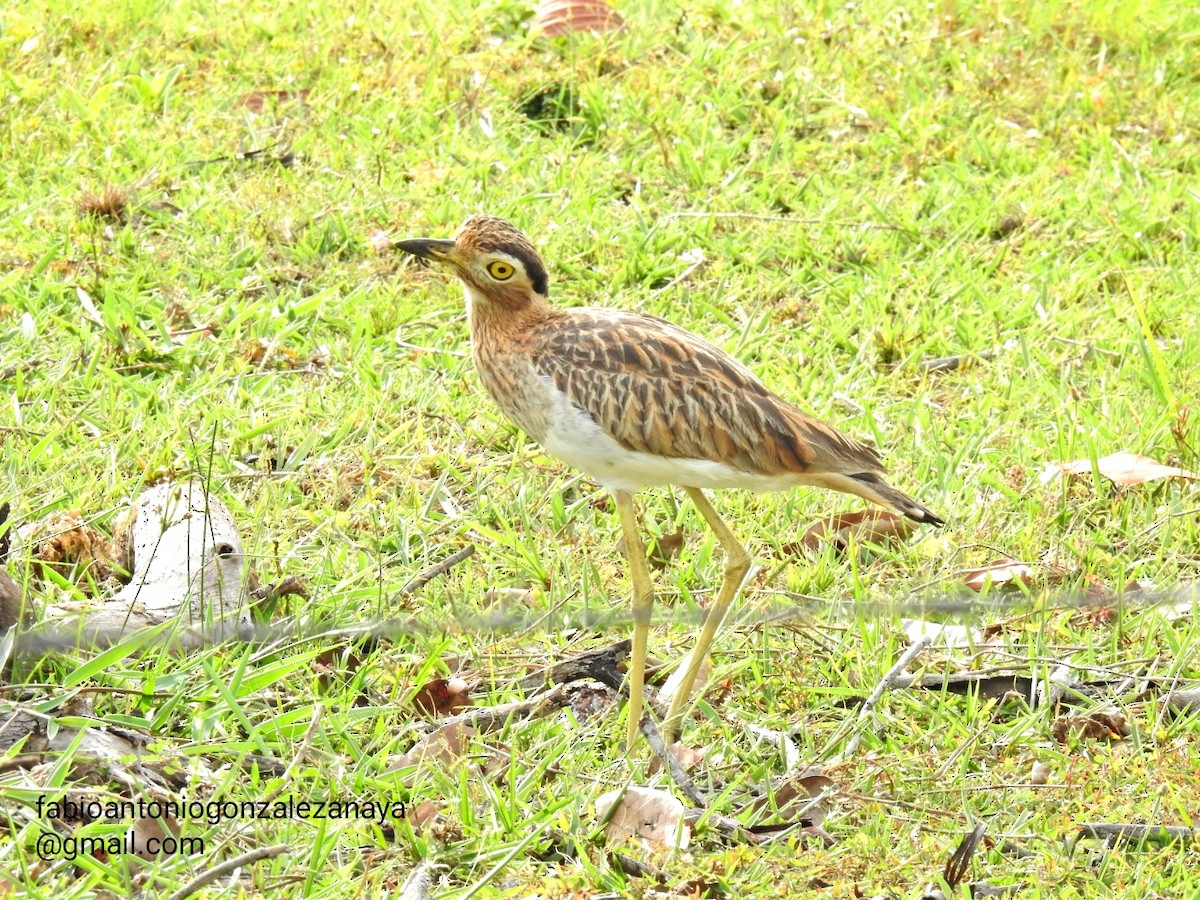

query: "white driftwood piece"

left=39, top=480, right=248, bottom=647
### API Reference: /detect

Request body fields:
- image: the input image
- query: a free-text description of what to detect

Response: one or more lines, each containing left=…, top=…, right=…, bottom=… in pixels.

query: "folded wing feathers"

left=532, top=309, right=887, bottom=480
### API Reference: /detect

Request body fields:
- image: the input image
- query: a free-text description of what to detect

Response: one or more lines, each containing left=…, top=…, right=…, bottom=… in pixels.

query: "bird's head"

left=394, top=215, right=550, bottom=313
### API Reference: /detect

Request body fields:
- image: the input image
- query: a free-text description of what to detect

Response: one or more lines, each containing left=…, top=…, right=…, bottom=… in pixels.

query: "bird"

left=395, top=214, right=943, bottom=748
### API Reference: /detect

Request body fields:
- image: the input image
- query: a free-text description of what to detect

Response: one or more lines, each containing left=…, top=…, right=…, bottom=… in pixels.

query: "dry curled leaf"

left=798, top=509, right=915, bottom=554
left=412, top=677, right=473, bottom=716
left=963, top=558, right=1034, bottom=592
left=596, top=786, right=689, bottom=849
left=531, top=0, right=623, bottom=36
left=1041, top=451, right=1198, bottom=487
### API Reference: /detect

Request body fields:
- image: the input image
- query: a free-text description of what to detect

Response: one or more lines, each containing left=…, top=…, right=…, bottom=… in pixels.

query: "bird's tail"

left=813, top=471, right=944, bottom=526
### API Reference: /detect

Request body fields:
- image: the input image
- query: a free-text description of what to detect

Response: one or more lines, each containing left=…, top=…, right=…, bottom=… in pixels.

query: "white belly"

left=537, top=378, right=798, bottom=494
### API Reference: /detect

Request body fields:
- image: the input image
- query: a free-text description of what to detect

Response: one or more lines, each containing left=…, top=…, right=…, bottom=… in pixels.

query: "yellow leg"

left=615, top=490, right=655, bottom=749
left=662, top=487, right=752, bottom=743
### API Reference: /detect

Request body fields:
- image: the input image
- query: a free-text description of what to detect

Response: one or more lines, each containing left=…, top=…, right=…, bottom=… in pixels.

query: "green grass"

left=2, top=0, right=1200, bottom=895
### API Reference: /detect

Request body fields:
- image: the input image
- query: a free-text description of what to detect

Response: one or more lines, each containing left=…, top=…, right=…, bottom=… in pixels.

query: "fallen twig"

left=841, top=634, right=932, bottom=757
left=399, top=545, right=476, bottom=595
left=165, top=843, right=289, bottom=900
left=439, top=682, right=578, bottom=732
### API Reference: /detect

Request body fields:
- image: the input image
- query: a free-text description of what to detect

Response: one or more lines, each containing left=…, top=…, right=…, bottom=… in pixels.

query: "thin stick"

left=399, top=545, right=476, bottom=595
left=440, top=683, right=572, bottom=732
left=840, top=635, right=932, bottom=757
left=639, top=716, right=707, bottom=807
left=166, top=844, right=289, bottom=900
left=651, top=255, right=707, bottom=296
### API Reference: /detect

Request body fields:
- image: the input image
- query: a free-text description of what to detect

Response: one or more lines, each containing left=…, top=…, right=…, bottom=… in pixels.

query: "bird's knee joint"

left=724, top=551, right=752, bottom=579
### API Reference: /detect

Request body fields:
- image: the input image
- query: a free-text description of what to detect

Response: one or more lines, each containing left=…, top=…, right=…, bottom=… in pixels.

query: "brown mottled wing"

left=530, top=309, right=886, bottom=478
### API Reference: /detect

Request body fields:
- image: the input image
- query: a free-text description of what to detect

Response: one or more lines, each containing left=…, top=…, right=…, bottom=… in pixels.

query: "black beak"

left=393, top=238, right=457, bottom=261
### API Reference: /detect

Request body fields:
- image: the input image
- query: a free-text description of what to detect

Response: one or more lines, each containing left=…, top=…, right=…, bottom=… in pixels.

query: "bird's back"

left=523, top=306, right=887, bottom=483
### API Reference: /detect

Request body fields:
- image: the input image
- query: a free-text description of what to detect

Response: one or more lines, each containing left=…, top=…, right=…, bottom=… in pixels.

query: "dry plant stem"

left=661, top=487, right=752, bottom=743
left=840, top=634, right=933, bottom=758
left=440, top=682, right=575, bottom=732
left=165, top=844, right=289, bottom=900
left=615, top=489, right=654, bottom=749
left=651, top=257, right=707, bottom=296
left=399, top=544, right=476, bottom=595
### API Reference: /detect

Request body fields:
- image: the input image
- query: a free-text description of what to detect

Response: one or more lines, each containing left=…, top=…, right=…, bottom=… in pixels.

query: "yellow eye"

left=486, top=261, right=515, bottom=280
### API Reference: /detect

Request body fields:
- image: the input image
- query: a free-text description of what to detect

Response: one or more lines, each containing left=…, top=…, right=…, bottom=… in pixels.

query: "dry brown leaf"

left=567, top=683, right=618, bottom=721
left=128, top=814, right=183, bottom=861
left=1050, top=711, right=1130, bottom=744
left=648, top=530, right=685, bottom=571
left=596, top=786, right=689, bottom=849
left=1041, top=451, right=1198, bottom=487
left=409, top=800, right=441, bottom=829
left=389, top=722, right=475, bottom=772
left=647, top=742, right=709, bottom=777
left=614, top=530, right=684, bottom=571
left=238, top=89, right=310, bottom=114
left=798, top=509, right=915, bottom=554
left=963, top=558, right=1034, bottom=592
left=747, top=771, right=836, bottom=826
left=412, top=677, right=473, bottom=716
left=531, top=0, right=623, bottom=36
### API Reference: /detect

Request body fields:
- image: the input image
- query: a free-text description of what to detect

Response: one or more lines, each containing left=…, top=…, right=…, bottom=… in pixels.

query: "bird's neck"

left=463, top=283, right=558, bottom=346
